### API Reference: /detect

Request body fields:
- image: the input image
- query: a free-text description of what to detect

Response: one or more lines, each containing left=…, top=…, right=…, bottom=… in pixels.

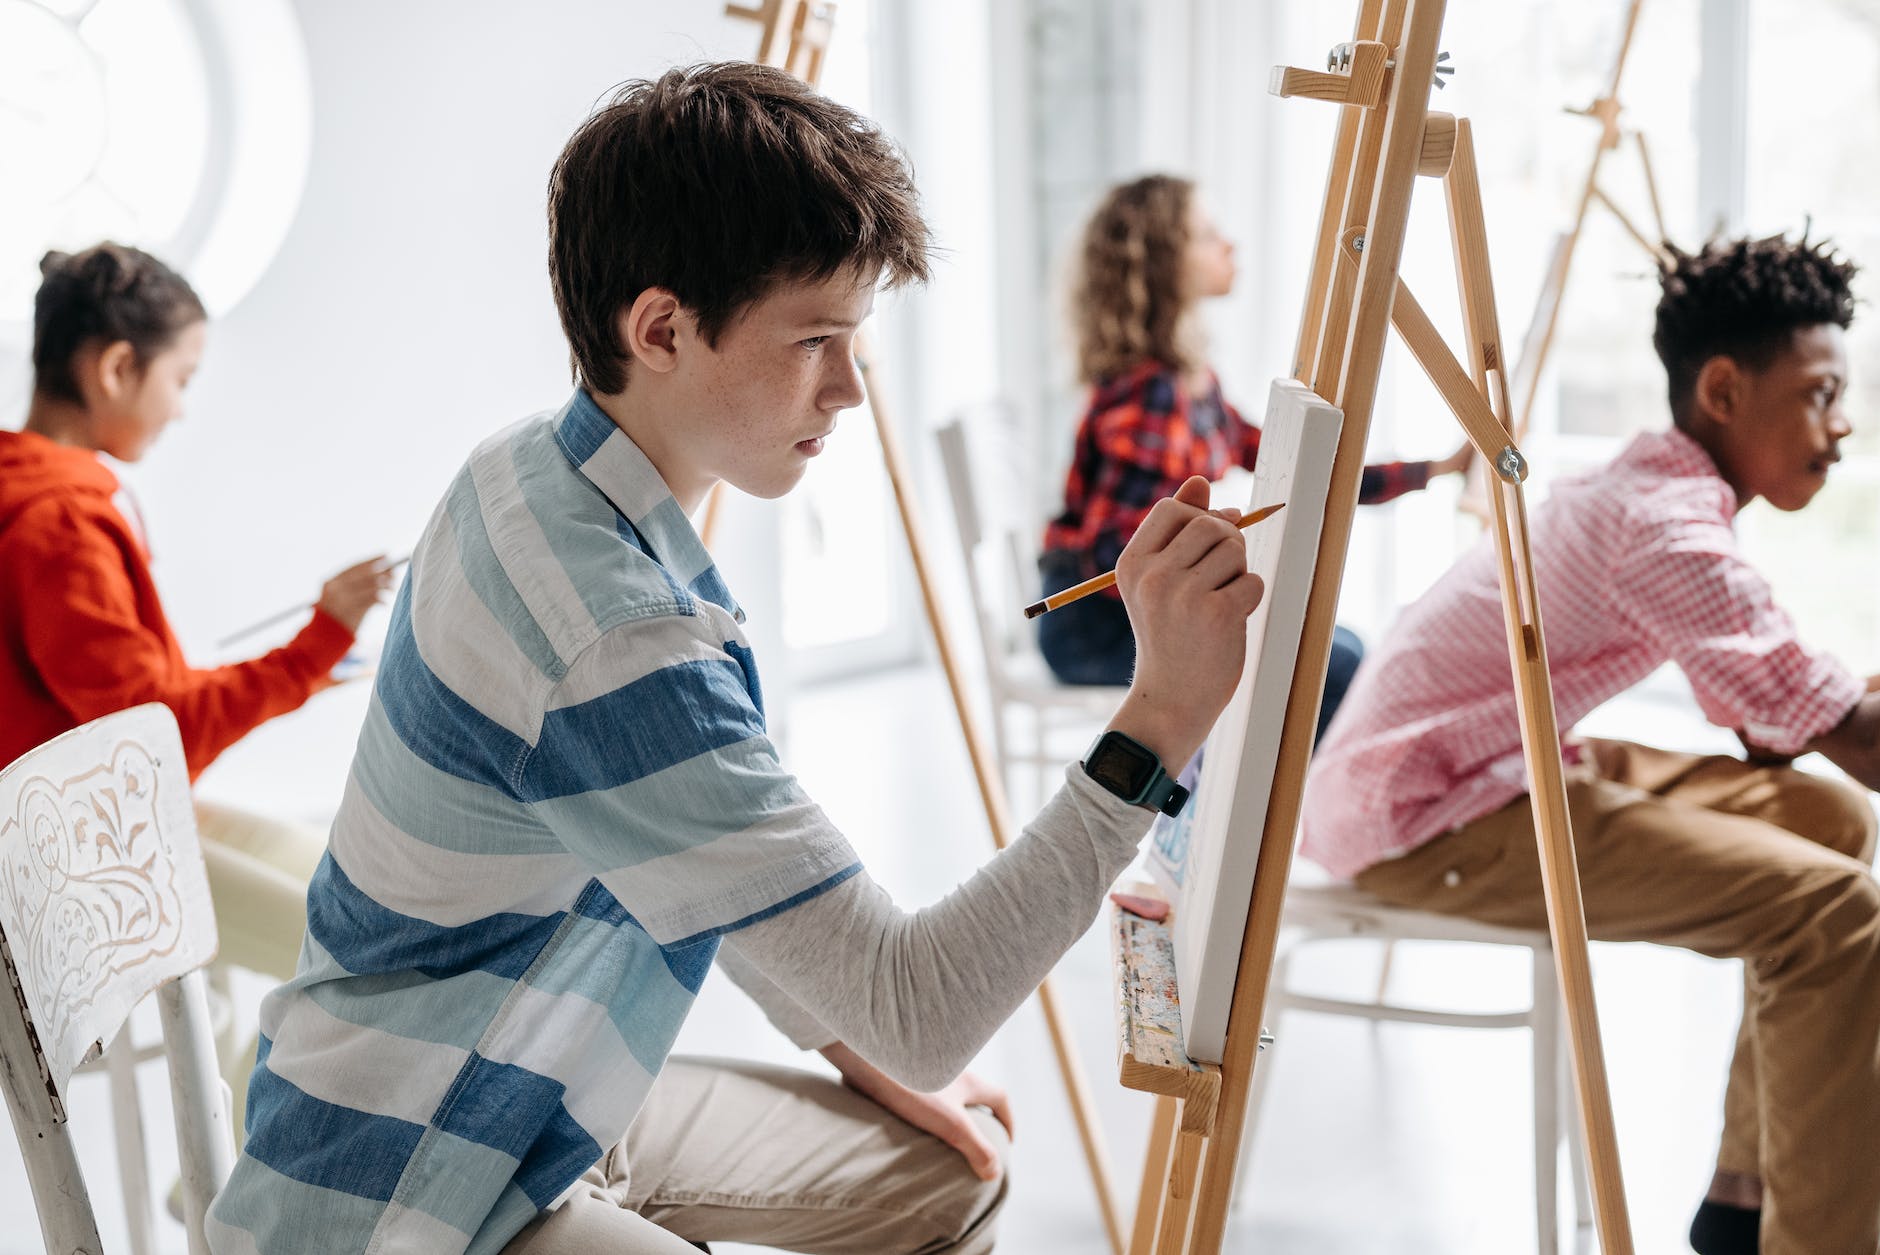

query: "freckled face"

left=670, top=271, right=874, bottom=501
left=1726, top=323, right=1852, bottom=511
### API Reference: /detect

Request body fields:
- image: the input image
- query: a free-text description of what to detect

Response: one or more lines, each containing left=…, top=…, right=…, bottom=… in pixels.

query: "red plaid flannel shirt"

left=1041, top=362, right=1431, bottom=593
left=1301, top=427, right=1865, bottom=879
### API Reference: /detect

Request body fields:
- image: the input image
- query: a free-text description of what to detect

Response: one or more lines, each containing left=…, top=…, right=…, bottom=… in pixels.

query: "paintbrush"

left=1023, top=503, right=1285, bottom=620
left=216, top=554, right=409, bottom=648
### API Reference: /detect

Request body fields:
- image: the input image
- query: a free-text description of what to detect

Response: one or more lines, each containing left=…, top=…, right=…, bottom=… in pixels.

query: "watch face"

left=1088, top=733, right=1157, bottom=797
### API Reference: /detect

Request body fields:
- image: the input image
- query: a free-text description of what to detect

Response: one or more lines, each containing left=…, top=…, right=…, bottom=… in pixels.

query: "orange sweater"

left=0, top=429, right=352, bottom=780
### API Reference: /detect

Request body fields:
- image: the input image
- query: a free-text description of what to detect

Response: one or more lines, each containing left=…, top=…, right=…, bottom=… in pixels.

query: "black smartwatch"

left=1082, top=730, right=1190, bottom=817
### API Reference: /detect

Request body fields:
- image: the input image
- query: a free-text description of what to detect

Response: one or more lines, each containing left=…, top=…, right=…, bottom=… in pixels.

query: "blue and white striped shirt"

left=208, top=391, right=861, bottom=1254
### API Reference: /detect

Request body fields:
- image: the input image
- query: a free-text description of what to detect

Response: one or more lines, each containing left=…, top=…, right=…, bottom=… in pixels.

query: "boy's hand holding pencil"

left=1023, top=500, right=1284, bottom=619
left=1093, top=476, right=1269, bottom=774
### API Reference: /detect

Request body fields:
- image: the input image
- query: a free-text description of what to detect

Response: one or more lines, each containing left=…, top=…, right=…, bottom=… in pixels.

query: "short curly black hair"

left=1653, top=232, right=1858, bottom=423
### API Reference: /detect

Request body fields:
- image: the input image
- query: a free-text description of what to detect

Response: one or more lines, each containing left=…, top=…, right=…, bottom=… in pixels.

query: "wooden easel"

left=1113, top=1, right=1636, bottom=1251
left=717, top=5, right=1129, bottom=1250
left=1509, top=0, right=1669, bottom=439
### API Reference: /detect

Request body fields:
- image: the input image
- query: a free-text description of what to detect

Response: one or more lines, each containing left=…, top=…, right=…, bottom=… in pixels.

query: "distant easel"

left=1462, top=0, right=1668, bottom=516
left=714, top=4, right=1129, bottom=1250
left=1111, top=1, right=1638, bottom=1251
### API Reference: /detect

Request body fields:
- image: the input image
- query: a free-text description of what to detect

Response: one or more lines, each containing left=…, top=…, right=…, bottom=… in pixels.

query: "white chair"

left=935, top=410, right=1127, bottom=802
left=1240, top=876, right=1593, bottom=1255
left=60, top=966, right=238, bottom=1255
left=0, top=703, right=236, bottom=1255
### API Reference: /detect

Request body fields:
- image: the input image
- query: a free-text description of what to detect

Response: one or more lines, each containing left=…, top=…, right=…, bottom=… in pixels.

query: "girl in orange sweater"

left=0, top=242, right=393, bottom=1128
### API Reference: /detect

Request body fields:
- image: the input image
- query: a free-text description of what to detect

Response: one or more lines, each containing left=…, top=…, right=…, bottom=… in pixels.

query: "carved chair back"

left=0, top=703, right=233, bottom=1254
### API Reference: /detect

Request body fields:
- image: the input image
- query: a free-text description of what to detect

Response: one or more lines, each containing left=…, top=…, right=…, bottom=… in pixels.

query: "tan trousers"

left=193, top=800, right=327, bottom=1131
left=1354, top=739, right=1880, bottom=1255
left=502, top=1058, right=1010, bottom=1254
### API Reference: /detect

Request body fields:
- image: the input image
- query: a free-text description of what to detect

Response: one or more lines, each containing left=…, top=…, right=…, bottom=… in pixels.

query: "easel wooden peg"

left=1113, top=3, right=1637, bottom=1252
left=714, top=6, right=1130, bottom=1251
left=1268, top=40, right=1389, bottom=108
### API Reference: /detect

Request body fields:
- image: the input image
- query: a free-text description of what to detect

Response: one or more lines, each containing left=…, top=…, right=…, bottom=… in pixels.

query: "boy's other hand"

left=1735, top=726, right=1798, bottom=768
left=1111, top=475, right=1264, bottom=769
left=821, top=1044, right=1012, bottom=1180
left=317, top=555, right=398, bottom=633
left=1432, top=440, right=1473, bottom=479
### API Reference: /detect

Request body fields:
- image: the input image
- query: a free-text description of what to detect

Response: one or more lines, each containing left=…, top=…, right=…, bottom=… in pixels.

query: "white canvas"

left=1145, top=378, right=1344, bottom=1063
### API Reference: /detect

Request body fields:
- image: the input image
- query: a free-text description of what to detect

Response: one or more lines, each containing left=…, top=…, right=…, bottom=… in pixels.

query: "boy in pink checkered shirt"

left=1302, top=233, right=1880, bottom=1255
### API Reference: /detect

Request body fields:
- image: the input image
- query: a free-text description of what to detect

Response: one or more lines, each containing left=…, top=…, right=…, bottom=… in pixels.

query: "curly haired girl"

left=1040, top=175, right=1468, bottom=736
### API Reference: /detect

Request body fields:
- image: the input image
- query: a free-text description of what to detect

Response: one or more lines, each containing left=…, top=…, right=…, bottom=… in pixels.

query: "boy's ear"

left=621, top=288, right=685, bottom=374
left=95, top=340, right=139, bottom=402
left=1693, top=355, right=1744, bottom=427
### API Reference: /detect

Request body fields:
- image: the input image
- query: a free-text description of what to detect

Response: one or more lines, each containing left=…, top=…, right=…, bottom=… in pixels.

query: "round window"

left=0, top=0, right=311, bottom=333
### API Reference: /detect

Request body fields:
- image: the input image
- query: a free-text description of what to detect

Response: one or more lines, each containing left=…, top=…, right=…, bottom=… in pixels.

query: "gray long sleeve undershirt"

left=726, top=766, right=1154, bottom=1091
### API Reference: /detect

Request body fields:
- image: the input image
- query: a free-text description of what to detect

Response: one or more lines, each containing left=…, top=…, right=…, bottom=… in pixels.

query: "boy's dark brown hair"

left=1654, top=231, right=1858, bottom=424
left=33, top=243, right=206, bottom=403
left=1070, top=174, right=1203, bottom=384
left=548, top=62, right=930, bottom=395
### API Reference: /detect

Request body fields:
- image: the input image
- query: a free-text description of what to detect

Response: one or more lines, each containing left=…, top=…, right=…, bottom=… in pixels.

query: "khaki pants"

left=502, top=1058, right=1010, bottom=1254
left=193, top=800, right=327, bottom=1131
left=1354, top=739, right=1880, bottom=1255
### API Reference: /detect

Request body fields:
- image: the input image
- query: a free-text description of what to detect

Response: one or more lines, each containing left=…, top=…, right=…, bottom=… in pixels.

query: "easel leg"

left=1036, top=978, right=1126, bottom=1249
left=1443, top=120, right=1637, bottom=1255
left=861, top=343, right=1127, bottom=1254
left=1154, top=1125, right=1205, bottom=1255
left=1131, top=1096, right=1179, bottom=1255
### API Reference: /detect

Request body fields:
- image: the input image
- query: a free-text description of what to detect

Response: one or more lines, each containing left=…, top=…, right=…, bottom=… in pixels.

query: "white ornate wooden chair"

left=935, top=410, right=1127, bottom=805
left=0, top=703, right=235, bottom=1255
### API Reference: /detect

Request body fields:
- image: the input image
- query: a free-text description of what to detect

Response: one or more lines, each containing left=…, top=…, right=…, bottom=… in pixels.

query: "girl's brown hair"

left=33, top=243, right=206, bottom=404
left=1070, top=175, right=1203, bottom=384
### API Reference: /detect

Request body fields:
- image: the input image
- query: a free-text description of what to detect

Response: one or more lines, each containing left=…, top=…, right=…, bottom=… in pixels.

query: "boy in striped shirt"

left=208, top=63, right=1266, bottom=1255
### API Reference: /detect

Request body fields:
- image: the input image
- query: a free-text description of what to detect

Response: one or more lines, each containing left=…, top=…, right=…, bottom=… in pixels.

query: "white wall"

left=122, top=2, right=768, bottom=816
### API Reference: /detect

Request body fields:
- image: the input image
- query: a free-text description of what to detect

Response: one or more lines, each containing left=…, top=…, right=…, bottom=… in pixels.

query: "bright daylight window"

left=0, top=0, right=310, bottom=334
left=1359, top=0, right=1703, bottom=615
left=776, top=0, right=905, bottom=663
left=1323, top=0, right=1880, bottom=677
left=1735, top=0, right=1880, bottom=671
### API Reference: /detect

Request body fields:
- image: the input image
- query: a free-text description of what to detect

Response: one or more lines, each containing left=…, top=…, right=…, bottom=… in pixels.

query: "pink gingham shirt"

left=1300, top=428, right=1863, bottom=879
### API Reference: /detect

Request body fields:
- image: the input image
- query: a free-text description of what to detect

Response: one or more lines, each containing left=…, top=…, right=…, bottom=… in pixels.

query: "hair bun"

left=38, top=250, right=72, bottom=278
left=87, top=244, right=139, bottom=297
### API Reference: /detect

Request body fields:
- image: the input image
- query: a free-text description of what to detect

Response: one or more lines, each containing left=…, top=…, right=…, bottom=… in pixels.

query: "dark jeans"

left=1035, top=551, right=1363, bottom=743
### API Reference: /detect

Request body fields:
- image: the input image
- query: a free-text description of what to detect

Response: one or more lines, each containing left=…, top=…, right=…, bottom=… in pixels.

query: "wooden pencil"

left=1022, top=502, right=1285, bottom=620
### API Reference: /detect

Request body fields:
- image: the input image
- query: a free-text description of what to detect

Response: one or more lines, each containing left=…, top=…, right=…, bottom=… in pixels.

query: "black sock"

left=1689, top=1198, right=1759, bottom=1255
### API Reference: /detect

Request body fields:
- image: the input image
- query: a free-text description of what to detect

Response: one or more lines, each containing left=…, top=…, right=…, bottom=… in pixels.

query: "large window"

left=0, top=0, right=311, bottom=331
left=1256, top=0, right=1880, bottom=676
left=764, top=0, right=922, bottom=678
left=1356, top=0, right=1705, bottom=624
left=1736, top=0, right=1880, bottom=670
